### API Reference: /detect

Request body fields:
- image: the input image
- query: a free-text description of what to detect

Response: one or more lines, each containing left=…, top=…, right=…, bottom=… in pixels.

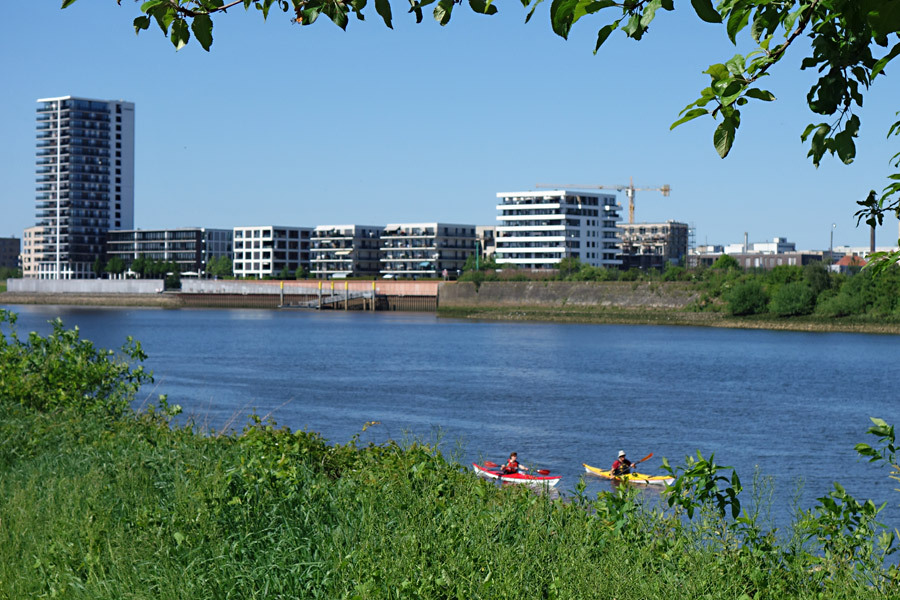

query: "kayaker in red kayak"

left=500, top=452, right=529, bottom=475
left=611, top=450, right=635, bottom=476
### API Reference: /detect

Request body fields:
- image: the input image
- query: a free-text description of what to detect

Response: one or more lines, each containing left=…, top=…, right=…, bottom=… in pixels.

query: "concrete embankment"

left=1, top=279, right=440, bottom=311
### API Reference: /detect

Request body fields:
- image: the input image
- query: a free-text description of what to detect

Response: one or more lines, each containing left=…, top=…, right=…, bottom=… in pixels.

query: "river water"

left=4, top=304, right=899, bottom=530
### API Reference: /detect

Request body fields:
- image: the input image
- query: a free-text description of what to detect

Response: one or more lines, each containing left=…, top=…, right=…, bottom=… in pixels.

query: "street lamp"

left=830, top=223, right=836, bottom=265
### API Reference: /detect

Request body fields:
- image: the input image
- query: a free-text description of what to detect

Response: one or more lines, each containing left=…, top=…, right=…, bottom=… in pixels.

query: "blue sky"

left=2, top=2, right=898, bottom=251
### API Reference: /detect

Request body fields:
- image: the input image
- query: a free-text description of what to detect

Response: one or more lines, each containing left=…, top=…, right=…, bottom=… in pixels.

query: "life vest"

left=503, top=459, right=519, bottom=473
left=611, top=459, right=631, bottom=476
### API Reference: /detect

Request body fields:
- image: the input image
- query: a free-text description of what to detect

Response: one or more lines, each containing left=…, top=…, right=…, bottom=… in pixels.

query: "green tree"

left=92, top=256, right=105, bottom=278
left=803, top=261, right=832, bottom=297
left=131, top=255, right=148, bottom=278
left=105, top=256, right=126, bottom=277
left=556, top=256, right=582, bottom=279
left=0, top=267, right=22, bottom=280
left=295, top=265, right=308, bottom=280
left=711, top=254, right=741, bottom=271
left=725, top=279, right=768, bottom=316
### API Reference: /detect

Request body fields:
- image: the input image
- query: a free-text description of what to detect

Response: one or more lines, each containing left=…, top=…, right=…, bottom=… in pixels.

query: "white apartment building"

left=310, top=225, right=381, bottom=279
left=380, top=223, right=476, bottom=279
left=33, top=96, right=135, bottom=279
left=725, top=237, right=796, bottom=255
left=495, top=190, right=622, bottom=269
left=233, top=226, right=312, bottom=279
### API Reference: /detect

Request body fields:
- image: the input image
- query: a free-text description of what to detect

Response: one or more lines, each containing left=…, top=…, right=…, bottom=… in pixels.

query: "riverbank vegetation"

left=457, top=258, right=900, bottom=329
left=2, top=309, right=900, bottom=598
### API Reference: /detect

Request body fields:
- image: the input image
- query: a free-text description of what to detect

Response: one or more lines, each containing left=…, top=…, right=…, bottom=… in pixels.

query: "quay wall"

left=2, top=279, right=439, bottom=311
left=8, top=279, right=165, bottom=294
left=437, top=281, right=700, bottom=310
left=181, top=280, right=440, bottom=297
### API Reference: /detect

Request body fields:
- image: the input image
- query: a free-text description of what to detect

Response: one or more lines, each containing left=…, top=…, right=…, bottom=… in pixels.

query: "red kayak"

left=472, top=463, right=561, bottom=487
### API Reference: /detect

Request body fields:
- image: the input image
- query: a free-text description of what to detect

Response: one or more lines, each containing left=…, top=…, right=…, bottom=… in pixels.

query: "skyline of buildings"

left=18, top=93, right=890, bottom=280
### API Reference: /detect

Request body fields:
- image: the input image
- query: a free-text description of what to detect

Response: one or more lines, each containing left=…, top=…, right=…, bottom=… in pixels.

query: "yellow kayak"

left=583, top=463, right=674, bottom=486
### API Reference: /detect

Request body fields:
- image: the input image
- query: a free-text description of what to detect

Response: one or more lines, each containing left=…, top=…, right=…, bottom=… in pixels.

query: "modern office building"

left=107, top=228, right=232, bottom=275
left=232, top=226, right=311, bottom=279
left=310, top=225, right=381, bottom=279
left=618, top=221, right=689, bottom=269
left=379, top=223, right=476, bottom=279
left=0, top=237, right=21, bottom=270
left=33, top=96, right=135, bottom=279
left=495, top=190, right=622, bottom=269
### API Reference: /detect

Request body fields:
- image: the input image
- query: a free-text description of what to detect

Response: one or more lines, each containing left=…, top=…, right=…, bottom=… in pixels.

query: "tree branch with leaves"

left=63, top=0, right=900, bottom=264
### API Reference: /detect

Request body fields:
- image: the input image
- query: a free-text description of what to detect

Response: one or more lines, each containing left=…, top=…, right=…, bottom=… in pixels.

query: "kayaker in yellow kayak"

left=611, top=450, right=634, bottom=476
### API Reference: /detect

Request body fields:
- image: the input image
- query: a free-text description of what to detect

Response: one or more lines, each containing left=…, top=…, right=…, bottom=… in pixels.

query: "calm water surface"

left=4, top=304, right=900, bottom=528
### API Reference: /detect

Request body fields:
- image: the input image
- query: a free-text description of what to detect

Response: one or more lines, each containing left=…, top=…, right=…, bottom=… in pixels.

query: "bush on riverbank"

left=1, top=310, right=899, bottom=599
left=461, top=258, right=900, bottom=324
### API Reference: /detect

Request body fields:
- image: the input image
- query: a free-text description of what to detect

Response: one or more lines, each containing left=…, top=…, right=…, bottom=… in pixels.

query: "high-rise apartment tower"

left=33, top=96, right=134, bottom=279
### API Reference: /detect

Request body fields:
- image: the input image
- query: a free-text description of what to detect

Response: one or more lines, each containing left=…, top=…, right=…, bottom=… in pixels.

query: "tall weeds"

left=1, top=310, right=898, bottom=598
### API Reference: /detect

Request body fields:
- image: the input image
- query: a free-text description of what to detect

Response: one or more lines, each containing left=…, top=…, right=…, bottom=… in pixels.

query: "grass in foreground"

left=2, top=309, right=900, bottom=598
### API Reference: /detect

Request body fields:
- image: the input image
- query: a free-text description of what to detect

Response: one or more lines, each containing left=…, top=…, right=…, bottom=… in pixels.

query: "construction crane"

left=535, top=178, right=671, bottom=224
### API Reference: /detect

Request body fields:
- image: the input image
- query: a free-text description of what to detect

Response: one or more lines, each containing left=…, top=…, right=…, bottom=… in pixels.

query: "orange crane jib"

left=534, top=178, right=671, bottom=224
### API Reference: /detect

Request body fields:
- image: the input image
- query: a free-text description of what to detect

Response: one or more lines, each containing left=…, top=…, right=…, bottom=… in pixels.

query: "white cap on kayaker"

left=618, top=450, right=625, bottom=457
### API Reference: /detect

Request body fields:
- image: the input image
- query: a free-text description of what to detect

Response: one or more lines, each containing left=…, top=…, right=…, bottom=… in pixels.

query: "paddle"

left=483, top=461, right=551, bottom=476
left=634, top=452, right=653, bottom=465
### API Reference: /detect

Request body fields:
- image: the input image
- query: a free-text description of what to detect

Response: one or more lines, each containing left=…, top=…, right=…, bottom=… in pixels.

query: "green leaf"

left=469, top=0, right=498, bottom=14
left=151, top=5, right=177, bottom=35
left=191, top=14, right=213, bottom=51
left=593, top=22, right=617, bottom=53
left=133, top=15, right=151, bottom=34
left=866, top=1, right=900, bottom=39
left=725, top=5, right=751, bottom=43
left=690, top=0, right=721, bottom=24
left=872, top=42, right=900, bottom=78
left=434, top=0, right=454, bottom=25
left=61, top=0, right=79, bottom=8
left=713, top=116, right=737, bottom=158
left=141, top=0, right=168, bottom=11
left=375, top=0, right=393, bottom=28
left=806, top=123, right=831, bottom=166
left=170, top=18, right=190, bottom=51
left=550, top=0, right=577, bottom=39
left=744, top=88, right=775, bottom=102
left=670, top=108, right=709, bottom=130
left=523, top=0, right=545, bottom=22
left=640, top=0, right=662, bottom=29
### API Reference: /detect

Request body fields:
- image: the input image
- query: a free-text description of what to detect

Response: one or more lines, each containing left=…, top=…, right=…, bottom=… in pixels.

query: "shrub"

left=770, top=281, right=815, bottom=317
left=766, top=265, right=802, bottom=285
left=711, top=254, right=741, bottom=271
left=725, top=280, right=769, bottom=316
left=0, top=310, right=152, bottom=415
